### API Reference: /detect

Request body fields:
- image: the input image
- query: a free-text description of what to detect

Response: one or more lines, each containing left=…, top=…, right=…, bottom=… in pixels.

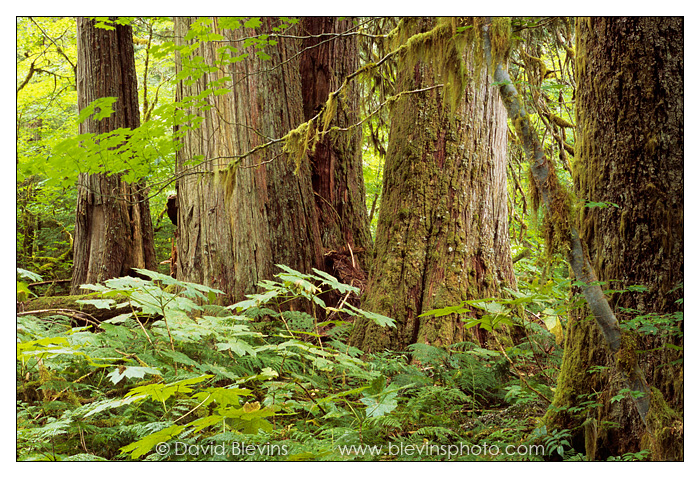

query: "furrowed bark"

left=351, top=18, right=515, bottom=352
left=71, top=17, right=156, bottom=295
left=481, top=19, right=650, bottom=422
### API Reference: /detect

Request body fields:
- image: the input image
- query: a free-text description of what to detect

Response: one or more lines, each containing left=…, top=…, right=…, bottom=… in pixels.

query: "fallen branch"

left=17, top=308, right=101, bottom=328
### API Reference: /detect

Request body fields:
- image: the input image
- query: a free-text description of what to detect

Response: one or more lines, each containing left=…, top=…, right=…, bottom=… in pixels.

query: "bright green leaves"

left=50, top=98, right=181, bottom=186
left=76, top=96, right=117, bottom=124
left=229, top=265, right=395, bottom=329
left=345, top=304, right=395, bottom=328
left=75, top=298, right=115, bottom=309
left=183, top=17, right=225, bottom=42
left=420, top=297, right=513, bottom=332
left=126, top=375, right=213, bottom=403
left=17, top=268, right=41, bottom=302
left=92, top=17, right=135, bottom=30
left=120, top=424, right=186, bottom=459
left=360, top=377, right=399, bottom=418
left=78, top=267, right=224, bottom=318
left=119, top=375, right=277, bottom=458
left=107, top=365, right=161, bottom=384
left=244, top=18, right=262, bottom=29
left=216, top=338, right=258, bottom=357
left=17, top=336, right=71, bottom=361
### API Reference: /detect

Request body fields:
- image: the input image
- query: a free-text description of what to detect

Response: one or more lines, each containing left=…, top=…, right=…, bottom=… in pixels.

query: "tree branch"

left=481, top=18, right=651, bottom=424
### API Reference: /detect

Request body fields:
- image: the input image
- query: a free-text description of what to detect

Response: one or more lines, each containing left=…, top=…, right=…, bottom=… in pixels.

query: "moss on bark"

left=351, top=18, right=515, bottom=352
left=546, top=17, right=683, bottom=460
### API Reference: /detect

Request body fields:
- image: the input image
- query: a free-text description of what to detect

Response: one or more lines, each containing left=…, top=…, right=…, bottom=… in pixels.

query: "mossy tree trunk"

left=174, top=17, right=324, bottom=303
left=71, top=17, right=156, bottom=295
left=298, top=17, right=372, bottom=275
left=547, top=17, right=683, bottom=460
left=350, top=18, right=515, bottom=352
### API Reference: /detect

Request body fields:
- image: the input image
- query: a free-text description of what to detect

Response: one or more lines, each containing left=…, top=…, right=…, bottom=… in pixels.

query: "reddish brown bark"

left=298, top=18, right=372, bottom=275
left=174, top=17, right=324, bottom=303
left=71, top=17, right=156, bottom=295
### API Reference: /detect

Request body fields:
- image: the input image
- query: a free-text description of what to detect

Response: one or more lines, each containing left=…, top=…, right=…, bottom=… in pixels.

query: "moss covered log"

left=19, top=294, right=136, bottom=324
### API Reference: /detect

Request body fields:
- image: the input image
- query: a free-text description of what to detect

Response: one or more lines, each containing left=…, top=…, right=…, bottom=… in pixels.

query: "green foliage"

left=530, top=426, right=581, bottom=460
left=17, top=264, right=553, bottom=461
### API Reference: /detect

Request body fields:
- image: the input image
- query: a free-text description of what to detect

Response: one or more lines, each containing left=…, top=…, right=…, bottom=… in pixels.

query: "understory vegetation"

left=17, top=261, right=679, bottom=461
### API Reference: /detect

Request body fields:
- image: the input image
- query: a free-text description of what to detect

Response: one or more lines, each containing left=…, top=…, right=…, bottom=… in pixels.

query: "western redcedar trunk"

left=71, top=17, right=156, bottom=295
left=226, top=18, right=324, bottom=300
left=547, top=17, right=683, bottom=460
left=174, top=17, right=323, bottom=302
left=299, top=17, right=372, bottom=276
left=173, top=17, right=237, bottom=302
left=350, top=18, right=516, bottom=351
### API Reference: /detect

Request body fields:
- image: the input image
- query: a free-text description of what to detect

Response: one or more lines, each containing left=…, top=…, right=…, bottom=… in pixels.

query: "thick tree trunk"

left=174, top=17, right=324, bottom=303
left=173, top=17, right=237, bottom=303
left=298, top=17, right=372, bottom=277
left=226, top=18, right=324, bottom=300
left=350, top=18, right=515, bottom=352
left=547, top=17, right=683, bottom=460
left=71, top=17, right=156, bottom=295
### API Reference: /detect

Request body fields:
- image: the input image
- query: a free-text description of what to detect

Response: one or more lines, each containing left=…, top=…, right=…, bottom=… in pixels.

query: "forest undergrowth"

left=17, top=256, right=675, bottom=462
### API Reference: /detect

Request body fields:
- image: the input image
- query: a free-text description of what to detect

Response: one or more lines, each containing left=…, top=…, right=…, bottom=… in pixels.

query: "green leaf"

left=419, top=302, right=468, bottom=318
left=312, top=268, right=359, bottom=294
left=125, top=375, right=212, bottom=402
left=17, top=281, right=35, bottom=300
left=77, top=97, right=117, bottom=124
left=107, top=366, right=161, bottom=384
left=192, top=387, right=252, bottom=409
left=76, top=298, right=115, bottom=310
left=159, top=349, right=200, bottom=367
left=120, top=424, right=185, bottom=459
left=346, top=304, right=395, bottom=328
left=244, top=17, right=262, bottom=28
left=255, top=50, right=271, bottom=61
left=82, top=394, right=146, bottom=418
left=216, top=338, right=257, bottom=357
left=361, top=389, right=398, bottom=418
left=17, top=268, right=42, bottom=282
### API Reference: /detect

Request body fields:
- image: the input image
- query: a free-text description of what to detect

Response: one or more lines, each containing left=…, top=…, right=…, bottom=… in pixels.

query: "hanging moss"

left=321, top=87, right=340, bottom=135
left=615, top=332, right=638, bottom=374
left=281, top=118, right=320, bottom=174
left=392, top=17, right=469, bottom=115
left=534, top=161, right=576, bottom=258
left=489, top=17, right=512, bottom=72
left=218, top=159, right=238, bottom=201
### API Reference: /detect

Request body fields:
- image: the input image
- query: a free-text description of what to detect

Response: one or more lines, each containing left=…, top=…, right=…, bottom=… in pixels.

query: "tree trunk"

left=174, top=17, right=324, bottom=303
left=350, top=18, right=515, bottom=352
left=298, top=17, right=372, bottom=278
left=71, top=17, right=156, bottom=295
left=173, top=17, right=237, bottom=302
left=226, top=18, right=324, bottom=300
left=547, top=17, right=683, bottom=460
